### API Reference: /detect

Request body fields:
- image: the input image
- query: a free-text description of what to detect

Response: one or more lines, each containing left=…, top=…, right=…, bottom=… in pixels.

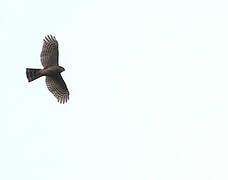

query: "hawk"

left=26, top=35, right=69, bottom=104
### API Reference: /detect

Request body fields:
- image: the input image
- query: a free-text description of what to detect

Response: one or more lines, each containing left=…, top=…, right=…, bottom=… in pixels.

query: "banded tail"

left=26, top=68, right=42, bottom=82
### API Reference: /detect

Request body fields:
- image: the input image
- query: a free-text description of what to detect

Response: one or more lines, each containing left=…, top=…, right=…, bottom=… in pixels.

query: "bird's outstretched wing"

left=40, top=35, right=59, bottom=67
left=45, top=75, right=69, bottom=104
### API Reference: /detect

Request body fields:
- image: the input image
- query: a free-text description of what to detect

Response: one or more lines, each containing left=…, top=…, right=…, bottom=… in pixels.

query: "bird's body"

left=42, top=65, right=65, bottom=76
left=26, top=35, right=69, bottom=104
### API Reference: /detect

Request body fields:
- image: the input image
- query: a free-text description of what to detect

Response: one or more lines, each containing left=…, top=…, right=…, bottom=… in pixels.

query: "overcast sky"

left=1, top=0, right=228, bottom=179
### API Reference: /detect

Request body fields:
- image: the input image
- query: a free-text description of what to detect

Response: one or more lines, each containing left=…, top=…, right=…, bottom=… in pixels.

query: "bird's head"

left=58, top=66, right=65, bottom=73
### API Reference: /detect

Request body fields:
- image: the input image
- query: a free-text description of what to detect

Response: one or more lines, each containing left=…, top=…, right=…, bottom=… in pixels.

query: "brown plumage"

left=26, top=35, right=69, bottom=104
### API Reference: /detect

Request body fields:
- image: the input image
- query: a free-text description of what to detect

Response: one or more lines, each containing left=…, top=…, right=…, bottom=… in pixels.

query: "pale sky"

left=1, top=0, right=228, bottom=179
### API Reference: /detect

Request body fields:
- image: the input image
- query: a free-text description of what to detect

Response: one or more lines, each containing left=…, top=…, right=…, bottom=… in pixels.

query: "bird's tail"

left=26, top=68, right=42, bottom=82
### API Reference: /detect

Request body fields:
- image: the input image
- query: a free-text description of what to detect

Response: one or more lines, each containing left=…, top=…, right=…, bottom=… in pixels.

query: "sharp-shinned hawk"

left=26, top=35, right=69, bottom=104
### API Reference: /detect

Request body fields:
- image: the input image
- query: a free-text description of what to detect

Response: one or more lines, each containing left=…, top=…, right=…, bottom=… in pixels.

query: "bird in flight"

left=26, top=35, right=69, bottom=104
